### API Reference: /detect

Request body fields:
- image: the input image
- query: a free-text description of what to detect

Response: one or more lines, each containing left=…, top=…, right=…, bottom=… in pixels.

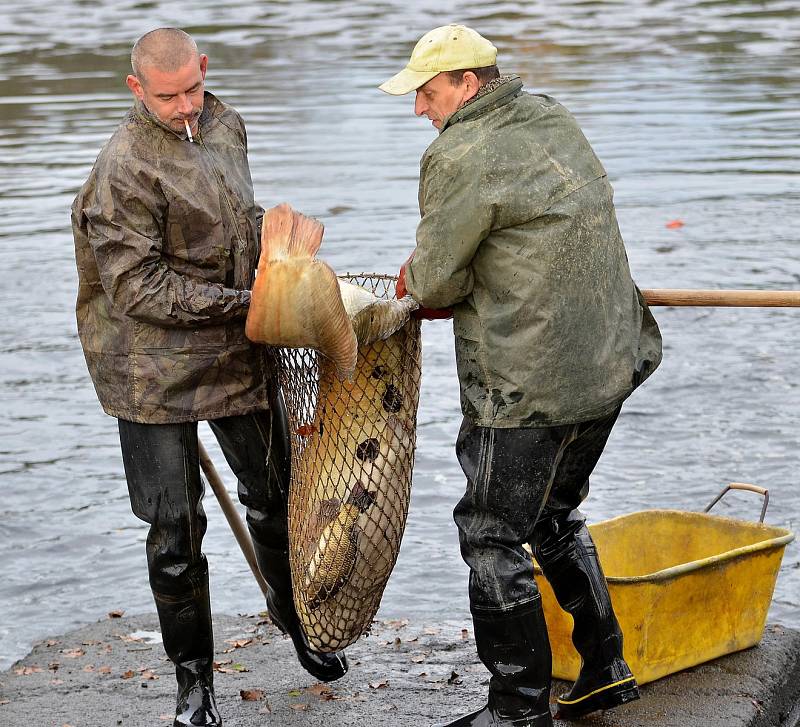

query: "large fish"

left=246, top=204, right=421, bottom=652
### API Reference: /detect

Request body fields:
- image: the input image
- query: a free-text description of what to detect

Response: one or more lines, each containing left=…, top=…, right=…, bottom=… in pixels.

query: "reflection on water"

left=0, top=0, right=798, bottom=670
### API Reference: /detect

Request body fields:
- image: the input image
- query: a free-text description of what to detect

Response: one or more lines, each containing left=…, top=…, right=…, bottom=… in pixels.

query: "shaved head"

left=131, top=28, right=199, bottom=84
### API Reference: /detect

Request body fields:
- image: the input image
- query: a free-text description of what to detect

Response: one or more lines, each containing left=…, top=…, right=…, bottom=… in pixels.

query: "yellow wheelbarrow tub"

left=533, top=489, right=794, bottom=685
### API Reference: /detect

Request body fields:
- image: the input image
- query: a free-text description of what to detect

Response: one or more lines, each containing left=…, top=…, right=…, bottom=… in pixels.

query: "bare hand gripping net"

left=277, top=274, right=422, bottom=652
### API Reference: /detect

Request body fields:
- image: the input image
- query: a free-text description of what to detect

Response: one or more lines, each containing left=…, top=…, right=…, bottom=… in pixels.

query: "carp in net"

left=246, top=204, right=422, bottom=652
left=278, top=274, right=421, bottom=651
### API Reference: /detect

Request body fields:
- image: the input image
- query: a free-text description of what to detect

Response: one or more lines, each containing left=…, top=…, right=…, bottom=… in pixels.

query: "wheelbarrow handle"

left=704, top=482, right=769, bottom=523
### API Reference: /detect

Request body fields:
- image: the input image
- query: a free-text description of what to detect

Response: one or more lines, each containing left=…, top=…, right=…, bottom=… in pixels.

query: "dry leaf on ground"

left=13, top=666, right=42, bottom=676
left=240, top=689, right=265, bottom=701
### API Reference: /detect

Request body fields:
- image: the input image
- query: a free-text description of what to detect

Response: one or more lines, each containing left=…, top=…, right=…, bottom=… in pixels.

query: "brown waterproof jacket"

left=72, top=92, right=271, bottom=423
left=405, top=77, right=662, bottom=427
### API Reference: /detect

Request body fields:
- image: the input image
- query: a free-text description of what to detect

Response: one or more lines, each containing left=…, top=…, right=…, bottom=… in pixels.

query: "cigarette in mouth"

left=184, top=119, right=194, bottom=143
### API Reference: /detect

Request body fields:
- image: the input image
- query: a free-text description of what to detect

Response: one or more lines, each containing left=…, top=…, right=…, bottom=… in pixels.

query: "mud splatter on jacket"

left=405, top=77, right=662, bottom=427
left=72, top=92, right=271, bottom=423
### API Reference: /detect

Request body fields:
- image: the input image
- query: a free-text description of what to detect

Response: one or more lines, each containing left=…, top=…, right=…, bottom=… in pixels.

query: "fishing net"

left=276, top=274, right=422, bottom=652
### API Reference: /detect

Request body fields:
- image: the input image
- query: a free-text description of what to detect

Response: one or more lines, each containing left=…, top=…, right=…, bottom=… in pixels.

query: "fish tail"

left=262, top=203, right=324, bottom=261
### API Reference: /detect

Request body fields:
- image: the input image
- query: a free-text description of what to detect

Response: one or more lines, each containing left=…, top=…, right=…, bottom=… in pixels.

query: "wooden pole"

left=642, top=289, right=800, bottom=307
left=198, top=439, right=270, bottom=598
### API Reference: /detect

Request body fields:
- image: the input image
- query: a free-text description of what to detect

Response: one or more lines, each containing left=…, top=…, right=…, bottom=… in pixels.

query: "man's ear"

left=462, top=71, right=481, bottom=102
left=199, top=54, right=208, bottom=80
left=126, top=74, right=144, bottom=101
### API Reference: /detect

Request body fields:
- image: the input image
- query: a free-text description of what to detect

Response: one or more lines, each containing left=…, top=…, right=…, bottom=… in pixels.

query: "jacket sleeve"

left=83, top=160, right=250, bottom=328
left=405, top=151, right=494, bottom=309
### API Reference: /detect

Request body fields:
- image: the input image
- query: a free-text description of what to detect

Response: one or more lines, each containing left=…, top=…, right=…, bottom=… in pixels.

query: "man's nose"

left=177, top=94, right=193, bottom=115
left=414, top=92, right=427, bottom=117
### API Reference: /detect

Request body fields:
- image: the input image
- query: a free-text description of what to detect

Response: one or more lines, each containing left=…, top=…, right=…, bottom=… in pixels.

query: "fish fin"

left=338, top=281, right=418, bottom=345
left=261, top=203, right=324, bottom=261
left=348, top=482, right=377, bottom=513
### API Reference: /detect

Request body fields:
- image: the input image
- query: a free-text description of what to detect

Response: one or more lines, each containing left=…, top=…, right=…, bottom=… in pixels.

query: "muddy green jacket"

left=405, top=77, right=662, bottom=427
left=72, top=92, right=271, bottom=424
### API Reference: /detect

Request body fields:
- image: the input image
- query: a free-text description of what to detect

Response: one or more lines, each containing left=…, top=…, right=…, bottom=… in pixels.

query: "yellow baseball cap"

left=379, top=24, right=497, bottom=96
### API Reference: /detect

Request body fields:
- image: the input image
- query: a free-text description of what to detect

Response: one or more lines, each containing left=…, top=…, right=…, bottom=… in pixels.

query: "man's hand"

left=396, top=251, right=453, bottom=320
left=395, top=251, right=414, bottom=299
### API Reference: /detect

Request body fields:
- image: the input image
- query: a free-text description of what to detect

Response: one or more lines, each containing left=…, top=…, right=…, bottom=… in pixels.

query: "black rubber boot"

left=433, top=598, right=553, bottom=727
left=532, top=513, right=639, bottom=720
left=153, top=579, right=221, bottom=727
left=252, top=539, right=348, bottom=682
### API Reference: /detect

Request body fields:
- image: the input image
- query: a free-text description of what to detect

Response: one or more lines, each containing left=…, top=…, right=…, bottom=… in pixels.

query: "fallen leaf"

left=383, top=619, right=409, bottom=630
left=447, top=671, right=463, bottom=685
left=13, top=666, right=42, bottom=675
left=287, top=689, right=303, bottom=697
left=83, top=665, right=95, bottom=672
left=158, top=715, right=173, bottom=721
left=121, top=670, right=136, bottom=679
left=118, top=634, right=143, bottom=643
left=108, top=609, right=125, bottom=619
left=140, top=669, right=159, bottom=680
left=306, top=683, right=335, bottom=700
left=461, top=629, right=469, bottom=640
left=290, top=703, right=310, bottom=711
left=423, top=627, right=439, bottom=635
left=369, top=680, right=389, bottom=689
left=98, top=666, right=112, bottom=674
left=62, top=649, right=85, bottom=659
left=0, top=699, right=10, bottom=705
left=240, top=689, right=264, bottom=701
left=231, top=663, right=249, bottom=673
left=46, top=640, right=60, bottom=647
left=665, top=219, right=684, bottom=229
left=48, top=662, right=60, bottom=672
left=224, top=638, right=253, bottom=649
left=410, top=654, right=426, bottom=663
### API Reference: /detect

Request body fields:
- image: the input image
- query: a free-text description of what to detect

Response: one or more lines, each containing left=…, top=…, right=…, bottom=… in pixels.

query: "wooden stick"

left=642, top=289, right=800, bottom=307
left=198, top=439, right=270, bottom=598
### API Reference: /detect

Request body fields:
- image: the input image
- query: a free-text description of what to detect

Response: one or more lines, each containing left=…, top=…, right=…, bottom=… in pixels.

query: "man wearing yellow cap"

left=383, top=25, right=662, bottom=727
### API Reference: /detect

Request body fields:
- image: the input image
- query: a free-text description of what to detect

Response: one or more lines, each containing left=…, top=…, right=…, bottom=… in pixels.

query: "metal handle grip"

left=704, top=482, right=769, bottom=523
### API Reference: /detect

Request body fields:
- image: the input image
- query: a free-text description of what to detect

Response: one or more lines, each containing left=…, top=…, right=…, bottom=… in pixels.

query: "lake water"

left=1, top=0, right=798, bottom=670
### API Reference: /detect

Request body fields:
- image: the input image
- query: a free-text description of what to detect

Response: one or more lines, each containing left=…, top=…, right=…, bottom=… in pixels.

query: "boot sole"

left=555, top=676, right=639, bottom=720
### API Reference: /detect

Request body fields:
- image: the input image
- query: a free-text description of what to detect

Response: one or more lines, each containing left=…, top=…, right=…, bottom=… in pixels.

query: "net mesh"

left=276, top=274, right=422, bottom=652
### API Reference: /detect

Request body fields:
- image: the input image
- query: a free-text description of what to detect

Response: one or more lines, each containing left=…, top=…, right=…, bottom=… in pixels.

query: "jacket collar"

left=133, top=91, right=218, bottom=140
left=439, top=75, right=524, bottom=133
